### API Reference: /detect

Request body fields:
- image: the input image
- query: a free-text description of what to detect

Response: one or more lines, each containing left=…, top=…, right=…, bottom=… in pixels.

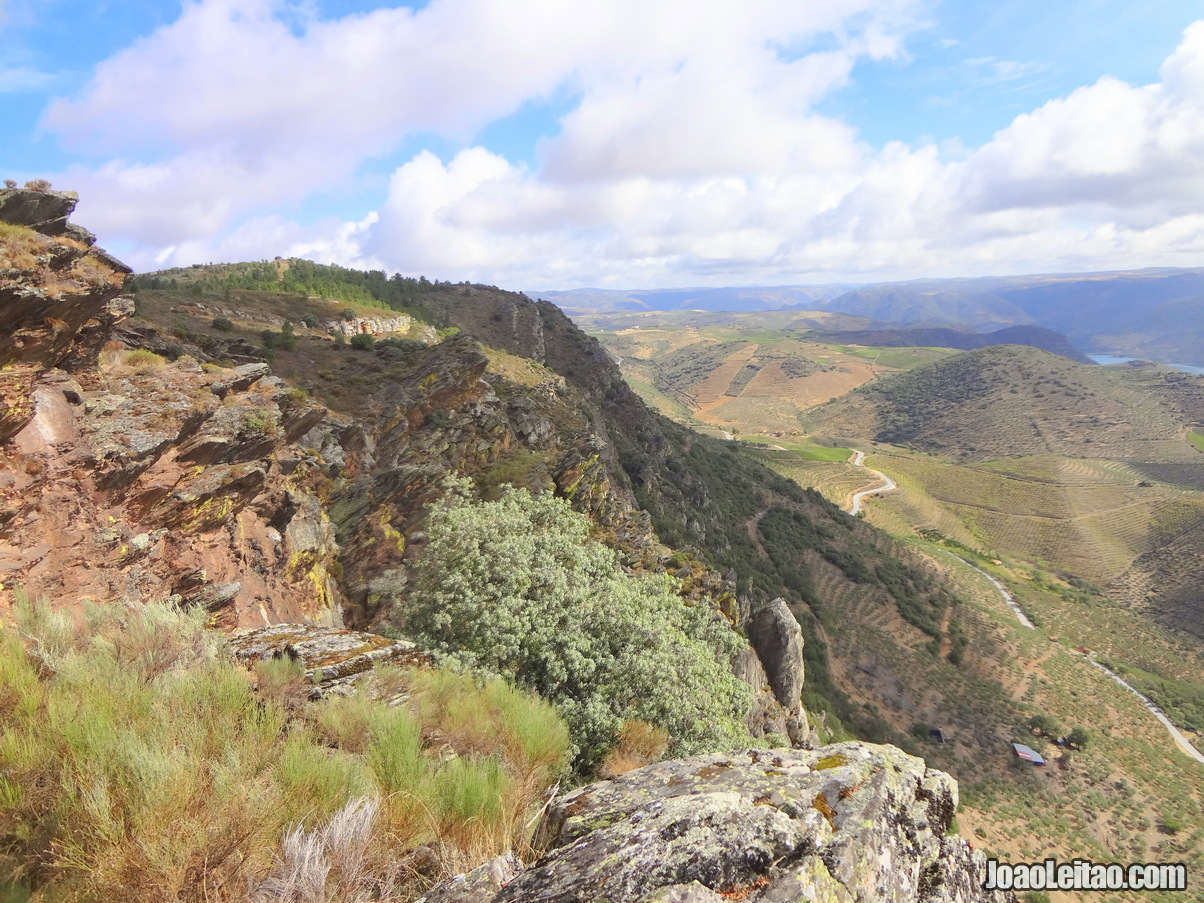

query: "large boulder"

left=0, top=187, right=79, bottom=236
left=425, top=742, right=1013, bottom=903
left=745, top=597, right=812, bottom=746
left=746, top=597, right=805, bottom=710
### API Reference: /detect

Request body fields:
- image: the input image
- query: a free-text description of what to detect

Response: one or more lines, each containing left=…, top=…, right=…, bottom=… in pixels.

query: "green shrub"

left=349, top=333, right=375, bottom=351
left=405, top=480, right=752, bottom=771
left=211, top=316, right=234, bottom=332
left=242, top=408, right=277, bottom=435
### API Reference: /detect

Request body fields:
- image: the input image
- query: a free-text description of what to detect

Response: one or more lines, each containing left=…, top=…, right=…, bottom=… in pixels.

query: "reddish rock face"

left=0, top=191, right=345, bottom=628
left=0, top=189, right=132, bottom=444
left=0, top=357, right=345, bottom=628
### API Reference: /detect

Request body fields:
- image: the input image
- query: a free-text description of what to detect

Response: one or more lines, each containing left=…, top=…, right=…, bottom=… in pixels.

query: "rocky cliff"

left=0, top=190, right=807, bottom=739
left=0, top=190, right=344, bottom=627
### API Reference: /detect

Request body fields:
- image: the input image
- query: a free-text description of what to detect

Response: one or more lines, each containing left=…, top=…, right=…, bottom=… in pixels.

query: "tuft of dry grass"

left=0, top=222, right=44, bottom=271
left=598, top=719, right=670, bottom=777
left=121, top=348, right=168, bottom=372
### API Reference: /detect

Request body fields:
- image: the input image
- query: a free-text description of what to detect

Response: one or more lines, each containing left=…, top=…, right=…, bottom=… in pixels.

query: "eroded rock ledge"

left=421, top=743, right=1013, bottom=903
left=229, top=623, right=429, bottom=695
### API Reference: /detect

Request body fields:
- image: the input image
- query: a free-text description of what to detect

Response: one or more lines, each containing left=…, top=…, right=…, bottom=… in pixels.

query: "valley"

left=588, top=309, right=1204, bottom=900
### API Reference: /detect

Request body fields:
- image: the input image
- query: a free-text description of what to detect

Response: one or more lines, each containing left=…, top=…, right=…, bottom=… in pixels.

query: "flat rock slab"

left=229, top=624, right=430, bottom=694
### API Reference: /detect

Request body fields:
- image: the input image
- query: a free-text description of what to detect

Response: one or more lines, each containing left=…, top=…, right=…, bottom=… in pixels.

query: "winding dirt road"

left=1076, top=654, right=1204, bottom=766
left=846, top=449, right=897, bottom=515
left=937, top=550, right=1035, bottom=629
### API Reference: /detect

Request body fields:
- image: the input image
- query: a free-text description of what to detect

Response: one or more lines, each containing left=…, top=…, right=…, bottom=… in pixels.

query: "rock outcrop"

left=229, top=623, right=430, bottom=695
left=1, top=192, right=346, bottom=627
left=746, top=597, right=813, bottom=746
left=424, top=742, right=1011, bottom=903
left=0, top=187, right=84, bottom=239
left=0, top=188, right=132, bottom=443
left=326, top=313, right=421, bottom=339
left=0, top=356, right=345, bottom=627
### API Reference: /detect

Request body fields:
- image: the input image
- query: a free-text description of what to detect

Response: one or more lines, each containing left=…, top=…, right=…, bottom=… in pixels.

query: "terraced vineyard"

left=743, top=447, right=876, bottom=510
left=588, top=324, right=948, bottom=435
left=863, top=450, right=1204, bottom=585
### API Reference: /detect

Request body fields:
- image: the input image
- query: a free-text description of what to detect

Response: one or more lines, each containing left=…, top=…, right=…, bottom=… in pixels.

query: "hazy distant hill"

left=814, top=324, right=1091, bottom=363
left=544, top=268, right=1204, bottom=366
left=813, top=286, right=1031, bottom=329
left=820, top=268, right=1204, bottom=365
left=532, top=284, right=856, bottom=314
left=806, top=344, right=1204, bottom=461
left=993, top=270, right=1204, bottom=365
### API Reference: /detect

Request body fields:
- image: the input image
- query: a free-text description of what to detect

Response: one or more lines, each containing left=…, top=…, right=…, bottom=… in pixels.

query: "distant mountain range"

left=812, top=325, right=1092, bottom=363
left=534, top=268, right=1204, bottom=365
left=531, top=284, right=857, bottom=313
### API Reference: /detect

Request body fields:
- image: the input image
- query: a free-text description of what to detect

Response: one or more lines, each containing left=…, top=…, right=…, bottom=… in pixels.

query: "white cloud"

left=44, top=0, right=921, bottom=247
left=962, top=22, right=1204, bottom=219
left=0, top=63, right=53, bottom=91
left=40, top=3, right=1204, bottom=285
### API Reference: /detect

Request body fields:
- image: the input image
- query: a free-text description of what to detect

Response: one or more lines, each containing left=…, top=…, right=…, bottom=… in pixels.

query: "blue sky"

left=2, top=0, right=1203, bottom=289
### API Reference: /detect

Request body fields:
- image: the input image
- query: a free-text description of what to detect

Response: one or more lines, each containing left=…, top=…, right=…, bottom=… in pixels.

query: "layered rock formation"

left=326, top=313, right=420, bottom=339
left=0, top=190, right=344, bottom=627
left=422, top=743, right=1012, bottom=903
left=0, top=188, right=132, bottom=443
left=229, top=623, right=430, bottom=695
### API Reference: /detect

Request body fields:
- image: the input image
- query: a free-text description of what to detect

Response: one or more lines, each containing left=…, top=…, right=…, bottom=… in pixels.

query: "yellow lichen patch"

left=814, top=753, right=848, bottom=770
left=378, top=510, right=405, bottom=554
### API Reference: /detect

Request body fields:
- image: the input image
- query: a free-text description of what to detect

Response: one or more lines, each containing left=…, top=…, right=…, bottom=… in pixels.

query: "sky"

left=2, top=0, right=1203, bottom=290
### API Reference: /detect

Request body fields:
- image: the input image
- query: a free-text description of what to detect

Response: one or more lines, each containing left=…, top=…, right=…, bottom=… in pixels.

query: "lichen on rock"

left=423, top=742, right=1012, bottom=903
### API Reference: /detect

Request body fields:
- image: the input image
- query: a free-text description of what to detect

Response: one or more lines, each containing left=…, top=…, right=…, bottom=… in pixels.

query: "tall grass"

left=0, top=599, right=570, bottom=902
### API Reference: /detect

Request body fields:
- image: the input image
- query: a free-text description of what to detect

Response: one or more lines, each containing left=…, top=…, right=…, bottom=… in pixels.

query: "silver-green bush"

left=406, top=481, right=752, bottom=770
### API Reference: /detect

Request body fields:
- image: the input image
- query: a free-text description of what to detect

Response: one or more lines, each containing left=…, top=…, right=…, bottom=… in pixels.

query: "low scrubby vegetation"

left=401, top=480, right=753, bottom=772
left=0, top=598, right=569, bottom=902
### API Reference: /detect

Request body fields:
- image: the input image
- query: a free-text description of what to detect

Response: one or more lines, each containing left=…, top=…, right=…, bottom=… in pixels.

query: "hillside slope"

left=807, top=344, right=1204, bottom=461
left=813, top=324, right=1091, bottom=362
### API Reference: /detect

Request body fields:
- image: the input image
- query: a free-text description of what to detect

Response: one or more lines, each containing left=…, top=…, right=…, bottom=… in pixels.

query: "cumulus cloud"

left=44, top=0, right=920, bottom=250
left=962, top=22, right=1204, bottom=220
left=40, top=2, right=1204, bottom=285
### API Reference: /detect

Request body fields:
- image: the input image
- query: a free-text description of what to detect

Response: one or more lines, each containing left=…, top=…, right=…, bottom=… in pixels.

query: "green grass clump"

left=0, top=221, right=38, bottom=240
left=121, top=349, right=167, bottom=371
left=0, top=598, right=569, bottom=902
